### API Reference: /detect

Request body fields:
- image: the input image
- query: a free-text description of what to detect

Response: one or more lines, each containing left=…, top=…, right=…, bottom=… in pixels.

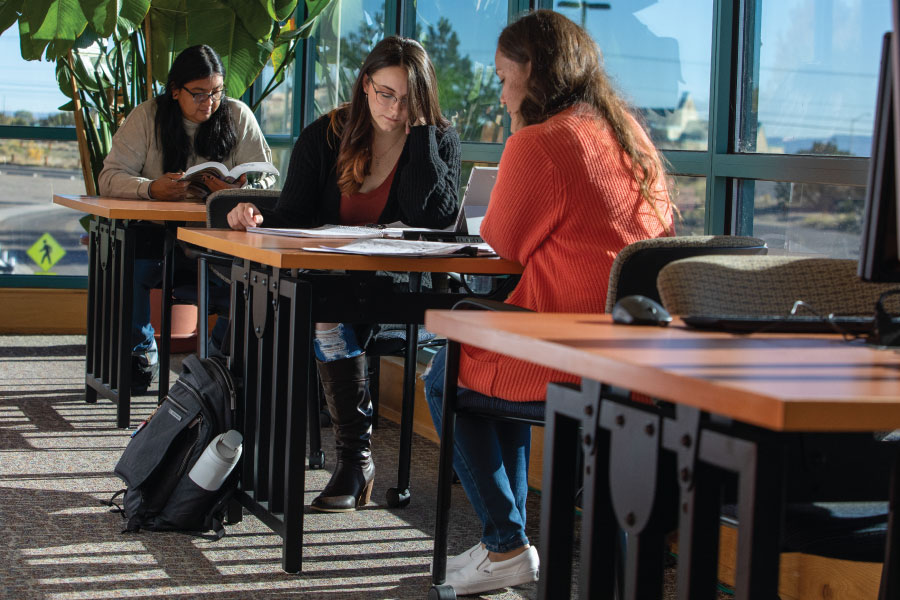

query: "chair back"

left=657, top=255, right=900, bottom=316
left=205, top=188, right=281, bottom=228
left=605, top=235, right=768, bottom=312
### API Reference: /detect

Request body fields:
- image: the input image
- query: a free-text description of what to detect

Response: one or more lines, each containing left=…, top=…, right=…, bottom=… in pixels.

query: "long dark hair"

left=329, top=36, right=449, bottom=195
left=498, top=10, right=672, bottom=230
left=155, top=44, right=237, bottom=173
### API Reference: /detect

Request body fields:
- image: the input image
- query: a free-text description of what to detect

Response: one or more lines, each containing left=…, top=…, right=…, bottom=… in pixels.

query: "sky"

left=0, top=0, right=892, bottom=146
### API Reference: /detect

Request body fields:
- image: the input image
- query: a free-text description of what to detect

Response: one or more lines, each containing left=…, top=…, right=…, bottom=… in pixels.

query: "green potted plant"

left=0, top=0, right=335, bottom=193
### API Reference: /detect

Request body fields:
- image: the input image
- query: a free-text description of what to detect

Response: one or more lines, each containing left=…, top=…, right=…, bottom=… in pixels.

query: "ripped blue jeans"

left=314, top=323, right=363, bottom=362
left=423, top=345, right=531, bottom=553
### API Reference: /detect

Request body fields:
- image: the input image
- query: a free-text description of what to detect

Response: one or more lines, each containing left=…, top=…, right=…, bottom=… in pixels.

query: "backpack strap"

left=182, top=354, right=217, bottom=391
left=104, top=489, right=127, bottom=517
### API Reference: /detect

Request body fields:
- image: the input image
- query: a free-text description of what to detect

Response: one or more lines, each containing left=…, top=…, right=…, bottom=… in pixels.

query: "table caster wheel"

left=308, top=449, right=325, bottom=470
left=385, top=487, right=411, bottom=507
left=428, top=584, right=456, bottom=599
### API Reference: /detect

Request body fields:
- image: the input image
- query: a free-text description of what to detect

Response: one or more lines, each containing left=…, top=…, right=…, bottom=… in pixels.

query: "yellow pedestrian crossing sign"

left=28, top=233, right=66, bottom=273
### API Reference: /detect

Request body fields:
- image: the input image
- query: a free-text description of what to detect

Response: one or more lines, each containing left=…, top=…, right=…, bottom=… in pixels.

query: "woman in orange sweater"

left=423, top=10, right=674, bottom=596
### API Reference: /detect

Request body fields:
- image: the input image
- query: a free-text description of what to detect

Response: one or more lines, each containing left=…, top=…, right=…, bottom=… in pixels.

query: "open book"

left=180, top=161, right=279, bottom=197
left=303, top=238, right=497, bottom=257
left=247, top=224, right=452, bottom=239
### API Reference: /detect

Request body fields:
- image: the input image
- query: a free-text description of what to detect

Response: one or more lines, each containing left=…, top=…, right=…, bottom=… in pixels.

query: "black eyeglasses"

left=369, top=79, right=408, bottom=108
left=186, top=89, right=225, bottom=104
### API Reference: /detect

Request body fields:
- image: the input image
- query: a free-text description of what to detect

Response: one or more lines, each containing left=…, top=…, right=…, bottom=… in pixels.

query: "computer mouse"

left=611, top=295, right=673, bottom=326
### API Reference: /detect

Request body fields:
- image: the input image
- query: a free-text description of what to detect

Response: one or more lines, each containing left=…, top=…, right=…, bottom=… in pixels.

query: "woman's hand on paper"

left=149, top=172, right=188, bottom=201
left=227, top=202, right=264, bottom=230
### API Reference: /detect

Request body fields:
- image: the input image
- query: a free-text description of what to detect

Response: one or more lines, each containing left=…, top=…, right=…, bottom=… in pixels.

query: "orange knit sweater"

left=458, top=106, right=673, bottom=401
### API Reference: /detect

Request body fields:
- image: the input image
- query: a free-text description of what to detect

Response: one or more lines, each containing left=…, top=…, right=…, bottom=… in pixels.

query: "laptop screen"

left=457, top=166, right=498, bottom=234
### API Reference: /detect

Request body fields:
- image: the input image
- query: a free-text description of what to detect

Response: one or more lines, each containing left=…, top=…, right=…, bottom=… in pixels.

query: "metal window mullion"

left=706, top=0, right=740, bottom=235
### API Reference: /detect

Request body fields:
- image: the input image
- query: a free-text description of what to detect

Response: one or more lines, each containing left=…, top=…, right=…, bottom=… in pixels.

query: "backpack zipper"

left=206, top=358, right=236, bottom=412
left=177, top=421, right=202, bottom=478
left=176, top=378, right=223, bottom=435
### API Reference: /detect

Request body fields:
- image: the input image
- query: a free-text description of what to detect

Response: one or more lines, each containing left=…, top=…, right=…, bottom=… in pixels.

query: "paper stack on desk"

left=303, top=238, right=497, bottom=257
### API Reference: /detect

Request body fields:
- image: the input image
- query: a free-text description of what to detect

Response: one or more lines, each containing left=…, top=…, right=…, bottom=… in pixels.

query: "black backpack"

left=107, top=354, right=238, bottom=538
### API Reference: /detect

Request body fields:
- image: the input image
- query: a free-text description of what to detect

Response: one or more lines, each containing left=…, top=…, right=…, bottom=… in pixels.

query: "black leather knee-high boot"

left=311, top=355, right=375, bottom=512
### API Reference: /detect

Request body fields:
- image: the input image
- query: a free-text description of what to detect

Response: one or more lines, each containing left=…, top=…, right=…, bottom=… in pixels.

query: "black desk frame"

left=84, top=217, right=177, bottom=428
left=225, top=258, right=467, bottom=572
left=534, top=378, right=900, bottom=600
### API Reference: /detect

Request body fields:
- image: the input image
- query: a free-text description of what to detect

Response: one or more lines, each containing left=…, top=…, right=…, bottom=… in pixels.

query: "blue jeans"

left=132, top=258, right=162, bottom=353
left=424, top=345, right=531, bottom=553
left=132, top=258, right=230, bottom=354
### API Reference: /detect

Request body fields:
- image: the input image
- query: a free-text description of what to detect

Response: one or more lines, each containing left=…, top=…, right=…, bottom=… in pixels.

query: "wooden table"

left=177, top=227, right=522, bottom=573
left=424, top=311, right=900, bottom=600
left=53, top=195, right=205, bottom=427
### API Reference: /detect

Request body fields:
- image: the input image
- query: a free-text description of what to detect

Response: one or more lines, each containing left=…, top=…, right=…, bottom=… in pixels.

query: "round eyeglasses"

left=187, top=89, right=225, bottom=104
left=369, top=80, right=408, bottom=109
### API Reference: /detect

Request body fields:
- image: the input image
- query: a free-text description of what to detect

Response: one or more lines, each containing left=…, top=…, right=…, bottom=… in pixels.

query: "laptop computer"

left=456, top=166, right=498, bottom=235
left=408, top=166, right=498, bottom=243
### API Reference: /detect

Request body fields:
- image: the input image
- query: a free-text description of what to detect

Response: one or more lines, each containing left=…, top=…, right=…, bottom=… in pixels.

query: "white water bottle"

left=188, top=430, right=243, bottom=491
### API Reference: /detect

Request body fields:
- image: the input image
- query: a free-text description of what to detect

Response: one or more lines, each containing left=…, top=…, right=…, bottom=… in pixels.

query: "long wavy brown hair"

left=329, top=36, right=449, bottom=195
left=498, top=10, right=673, bottom=231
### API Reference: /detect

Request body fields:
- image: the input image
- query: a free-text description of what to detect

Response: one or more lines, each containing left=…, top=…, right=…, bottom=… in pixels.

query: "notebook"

left=681, top=315, right=875, bottom=335
left=455, top=166, right=498, bottom=235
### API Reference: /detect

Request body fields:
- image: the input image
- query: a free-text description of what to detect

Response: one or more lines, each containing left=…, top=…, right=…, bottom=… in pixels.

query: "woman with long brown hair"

left=424, top=10, right=673, bottom=596
left=228, top=35, right=460, bottom=514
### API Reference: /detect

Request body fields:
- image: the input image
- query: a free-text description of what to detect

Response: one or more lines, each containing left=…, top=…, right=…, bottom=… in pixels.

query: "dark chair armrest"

left=451, top=298, right=532, bottom=312
left=206, top=188, right=281, bottom=228
left=181, top=246, right=237, bottom=267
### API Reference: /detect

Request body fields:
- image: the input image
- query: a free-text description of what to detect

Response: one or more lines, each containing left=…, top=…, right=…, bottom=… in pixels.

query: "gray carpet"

left=0, top=335, right=549, bottom=600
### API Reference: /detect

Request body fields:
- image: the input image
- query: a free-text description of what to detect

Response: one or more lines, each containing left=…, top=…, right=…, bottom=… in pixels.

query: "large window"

left=0, top=28, right=87, bottom=280
left=309, top=0, right=386, bottom=120
left=0, top=0, right=890, bottom=288
left=740, top=0, right=889, bottom=157
left=415, top=0, right=509, bottom=143
left=732, top=0, right=890, bottom=256
left=557, top=0, right=713, bottom=151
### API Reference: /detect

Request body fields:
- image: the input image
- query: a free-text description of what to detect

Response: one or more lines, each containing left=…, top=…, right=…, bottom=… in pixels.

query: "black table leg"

left=158, top=227, right=175, bottom=404
left=430, top=340, right=461, bottom=591
left=699, top=429, right=784, bottom=599
left=387, top=272, right=422, bottom=508
left=279, top=275, right=311, bottom=573
left=879, top=445, right=900, bottom=599
left=84, top=218, right=99, bottom=404
left=537, top=381, right=591, bottom=600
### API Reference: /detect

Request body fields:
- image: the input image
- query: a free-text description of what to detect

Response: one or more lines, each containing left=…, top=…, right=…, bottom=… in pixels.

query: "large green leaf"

left=17, top=15, right=50, bottom=60
left=80, top=0, right=117, bottom=37
left=119, top=0, right=151, bottom=29
left=0, top=0, right=24, bottom=36
left=186, top=7, right=271, bottom=97
left=26, top=0, right=88, bottom=43
left=148, top=0, right=186, bottom=85
left=269, top=0, right=297, bottom=22
left=298, top=0, right=332, bottom=37
left=226, top=0, right=271, bottom=41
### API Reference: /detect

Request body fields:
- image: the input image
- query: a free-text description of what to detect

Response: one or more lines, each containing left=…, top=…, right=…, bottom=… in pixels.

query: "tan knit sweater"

left=98, top=98, right=274, bottom=199
left=458, top=106, right=673, bottom=401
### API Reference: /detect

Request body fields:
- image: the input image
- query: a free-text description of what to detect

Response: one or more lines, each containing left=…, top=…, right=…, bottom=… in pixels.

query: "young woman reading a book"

left=98, top=44, right=275, bottom=392
left=226, top=35, right=461, bottom=514
left=422, top=10, right=675, bottom=596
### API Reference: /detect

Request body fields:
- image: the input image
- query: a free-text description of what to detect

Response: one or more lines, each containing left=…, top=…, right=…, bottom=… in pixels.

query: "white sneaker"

left=444, top=545, right=540, bottom=596
left=429, top=542, right=488, bottom=574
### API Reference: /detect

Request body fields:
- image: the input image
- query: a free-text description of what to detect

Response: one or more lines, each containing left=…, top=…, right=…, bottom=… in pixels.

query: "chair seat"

left=172, top=283, right=230, bottom=314
left=722, top=501, right=888, bottom=563
left=457, top=389, right=545, bottom=421
left=368, top=326, right=437, bottom=356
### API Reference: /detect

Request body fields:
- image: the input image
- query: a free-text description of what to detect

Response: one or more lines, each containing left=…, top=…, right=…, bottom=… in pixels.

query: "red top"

left=339, top=164, right=397, bottom=224
left=458, top=106, right=674, bottom=402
